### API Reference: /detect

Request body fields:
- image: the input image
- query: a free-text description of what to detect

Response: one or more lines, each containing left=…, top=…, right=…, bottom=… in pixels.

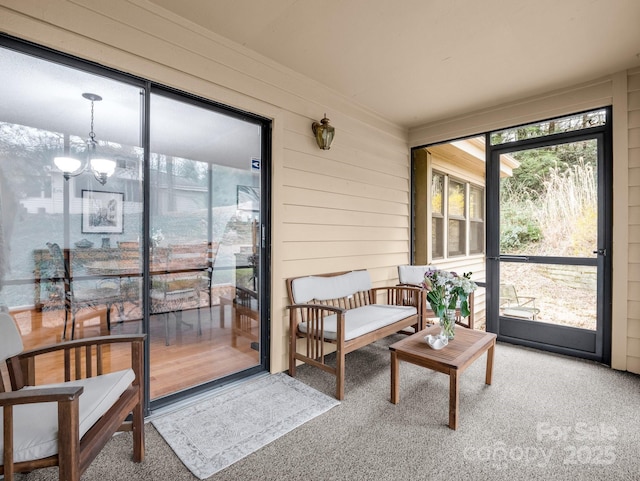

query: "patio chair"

left=0, top=312, right=145, bottom=481
left=150, top=242, right=209, bottom=345
left=397, top=264, right=475, bottom=329
left=499, top=283, right=540, bottom=320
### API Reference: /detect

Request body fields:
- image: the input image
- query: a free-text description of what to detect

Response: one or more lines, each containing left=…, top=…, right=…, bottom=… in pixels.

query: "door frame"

left=485, top=107, right=613, bottom=364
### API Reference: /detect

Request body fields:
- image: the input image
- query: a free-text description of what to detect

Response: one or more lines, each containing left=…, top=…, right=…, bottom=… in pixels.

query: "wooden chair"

left=230, top=286, right=259, bottom=348
left=397, top=265, right=475, bottom=329
left=0, top=312, right=145, bottom=481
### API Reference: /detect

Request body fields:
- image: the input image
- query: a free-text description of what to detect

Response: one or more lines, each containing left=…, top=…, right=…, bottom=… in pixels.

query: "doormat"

left=152, top=373, right=340, bottom=479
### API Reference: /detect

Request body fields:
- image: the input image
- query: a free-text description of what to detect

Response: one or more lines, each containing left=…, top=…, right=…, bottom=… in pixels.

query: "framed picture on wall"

left=81, top=190, right=124, bottom=234
left=237, top=185, right=260, bottom=212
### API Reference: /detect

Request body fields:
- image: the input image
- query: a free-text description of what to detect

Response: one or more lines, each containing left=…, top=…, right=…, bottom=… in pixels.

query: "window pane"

left=500, top=263, right=596, bottom=330
left=470, top=185, right=483, bottom=220
left=432, top=217, right=443, bottom=259
left=448, top=219, right=465, bottom=256
left=500, top=141, right=597, bottom=257
left=431, top=172, right=443, bottom=214
left=470, top=221, right=484, bottom=254
left=490, top=109, right=607, bottom=145
left=448, top=179, right=465, bottom=217
left=0, top=46, right=143, bottom=383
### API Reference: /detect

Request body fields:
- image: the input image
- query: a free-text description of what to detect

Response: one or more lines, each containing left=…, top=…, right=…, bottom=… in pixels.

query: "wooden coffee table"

left=389, top=326, right=497, bottom=430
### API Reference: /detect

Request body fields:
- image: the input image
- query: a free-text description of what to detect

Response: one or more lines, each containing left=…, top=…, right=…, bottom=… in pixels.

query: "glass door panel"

left=500, top=263, right=597, bottom=330
left=0, top=45, right=144, bottom=383
left=489, top=111, right=610, bottom=362
left=149, top=92, right=263, bottom=401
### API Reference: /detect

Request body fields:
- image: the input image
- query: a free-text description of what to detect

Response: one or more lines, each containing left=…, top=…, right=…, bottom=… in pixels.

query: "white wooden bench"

left=286, top=270, right=422, bottom=399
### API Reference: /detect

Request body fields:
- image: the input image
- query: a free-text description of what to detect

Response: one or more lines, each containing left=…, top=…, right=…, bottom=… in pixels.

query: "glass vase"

left=439, top=309, right=457, bottom=340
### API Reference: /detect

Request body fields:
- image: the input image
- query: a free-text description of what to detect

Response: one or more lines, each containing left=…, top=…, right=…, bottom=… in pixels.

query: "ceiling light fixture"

left=54, top=93, right=116, bottom=185
left=311, top=114, right=335, bottom=150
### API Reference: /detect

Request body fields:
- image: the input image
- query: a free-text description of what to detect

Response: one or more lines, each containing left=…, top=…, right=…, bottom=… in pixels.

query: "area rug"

left=151, top=373, right=340, bottom=479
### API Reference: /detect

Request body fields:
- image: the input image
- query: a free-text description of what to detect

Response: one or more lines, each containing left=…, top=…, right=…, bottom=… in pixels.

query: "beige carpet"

left=17, top=335, right=640, bottom=480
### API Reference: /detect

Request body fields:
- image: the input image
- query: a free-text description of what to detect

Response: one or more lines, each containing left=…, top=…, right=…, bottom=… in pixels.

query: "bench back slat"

left=286, top=270, right=374, bottom=325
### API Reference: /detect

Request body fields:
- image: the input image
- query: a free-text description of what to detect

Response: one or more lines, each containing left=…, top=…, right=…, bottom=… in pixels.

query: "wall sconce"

left=311, top=114, right=335, bottom=150
left=54, top=93, right=116, bottom=185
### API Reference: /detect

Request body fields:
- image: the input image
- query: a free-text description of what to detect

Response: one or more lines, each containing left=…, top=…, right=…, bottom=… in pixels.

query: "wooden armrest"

left=0, top=386, right=84, bottom=406
left=235, top=286, right=258, bottom=298
left=376, top=285, right=422, bottom=292
left=17, top=334, right=146, bottom=360
left=287, top=303, right=346, bottom=339
left=12, top=334, right=145, bottom=390
left=286, top=303, right=346, bottom=314
left=371, top=285, right=422, bottom=307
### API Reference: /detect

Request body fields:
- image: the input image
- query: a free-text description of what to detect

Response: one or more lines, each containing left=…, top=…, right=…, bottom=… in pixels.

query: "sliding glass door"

left=148, top=91, right=266, bottom=401
left=0, top=36, right=270, bottom=409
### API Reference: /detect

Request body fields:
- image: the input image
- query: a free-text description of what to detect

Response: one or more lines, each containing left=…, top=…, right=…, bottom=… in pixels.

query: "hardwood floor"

left=8, top=301, right=260, bottom=400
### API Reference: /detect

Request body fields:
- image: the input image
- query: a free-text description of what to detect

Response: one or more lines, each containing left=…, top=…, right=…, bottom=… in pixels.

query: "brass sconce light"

left=312, top=114, right=335, bottom=150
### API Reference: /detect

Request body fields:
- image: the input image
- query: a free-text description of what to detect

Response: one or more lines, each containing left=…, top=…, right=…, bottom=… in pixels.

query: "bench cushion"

left=291, top=270, right=372, bottom=304
left=298, top=304, right=417, bottom=341
left=397, top=265, right=433, bottom=286
left=0, top=368, right=135, bottom=464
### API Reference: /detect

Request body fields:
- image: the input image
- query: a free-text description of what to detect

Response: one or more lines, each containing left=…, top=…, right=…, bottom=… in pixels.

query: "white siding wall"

left=0, top=0, right=410, bottom=373
left=627, top=68, right=640, bottom=373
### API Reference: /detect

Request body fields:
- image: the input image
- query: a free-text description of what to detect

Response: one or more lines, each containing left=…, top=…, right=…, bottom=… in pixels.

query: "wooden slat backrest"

left=167, top=242, right=209, bottom=270
left=286, top=270, right=373, bottom=325
left=8, top=336, right=141, bottom=390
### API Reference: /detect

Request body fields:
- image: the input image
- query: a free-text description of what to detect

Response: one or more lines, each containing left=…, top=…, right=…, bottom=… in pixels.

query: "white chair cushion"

left=503, top=308, right=535, bottom=320
left=0, top=312, right=24, bottom=361
left=291, top=271, right=372, bottom=304
left=397, top=265, right=433, bottom=286
left=298, top=304, right=417, bottom=341
left=0, top=369, right=135, bottom=464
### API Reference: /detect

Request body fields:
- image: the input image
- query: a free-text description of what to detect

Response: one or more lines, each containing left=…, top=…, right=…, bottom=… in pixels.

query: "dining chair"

left=45, top=242, right=121, bottom=340
left=150, top=242, right=209, bottom=345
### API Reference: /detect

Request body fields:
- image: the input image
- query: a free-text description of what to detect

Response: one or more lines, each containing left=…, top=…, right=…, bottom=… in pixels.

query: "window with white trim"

left=431, top=171, right=484, bottom=260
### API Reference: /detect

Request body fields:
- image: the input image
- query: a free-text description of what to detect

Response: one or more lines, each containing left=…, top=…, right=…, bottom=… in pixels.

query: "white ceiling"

left=150, top=0, right=640, bottom=128
left=0, top=48, right=262, bottom=168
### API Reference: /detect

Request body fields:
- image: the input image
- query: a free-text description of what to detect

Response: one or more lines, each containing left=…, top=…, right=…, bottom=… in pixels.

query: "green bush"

left=500, top=207, right=542, bottom=251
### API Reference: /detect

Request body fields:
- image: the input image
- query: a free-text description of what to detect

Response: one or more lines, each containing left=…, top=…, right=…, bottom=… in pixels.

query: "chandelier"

left=54, top=93, right=116, bottom=185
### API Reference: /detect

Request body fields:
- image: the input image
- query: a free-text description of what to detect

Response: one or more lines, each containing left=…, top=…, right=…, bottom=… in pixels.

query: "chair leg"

left=71, top=313, right=77, bottom=340
left=164, top=313, right=170, bottom=346
left=132, top=396, right=145, bottom=462
left=63, top=307, right=70, bottom=340
left=106, top=303, right=112, bottom=332
left=57, top=397, right=81, bottom=481
left=335, top=349, right=345, bottom=401
left=175, top=311, right=184, bottom=344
